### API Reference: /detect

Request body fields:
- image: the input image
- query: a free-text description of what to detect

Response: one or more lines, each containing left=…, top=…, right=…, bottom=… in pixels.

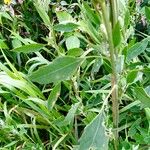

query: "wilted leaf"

left=79, top=112, right=109, bottom=150
left=29, top=56, right=83, bottom=84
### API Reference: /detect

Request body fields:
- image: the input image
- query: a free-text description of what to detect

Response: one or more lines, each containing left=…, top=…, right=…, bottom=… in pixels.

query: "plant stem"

left=110, top=0, right=118, bottom=28
left=100, top=1, right=119, bottom=149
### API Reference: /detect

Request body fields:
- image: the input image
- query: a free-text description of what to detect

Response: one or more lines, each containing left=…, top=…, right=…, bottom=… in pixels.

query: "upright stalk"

left=99, top=0, right=119, bottom=149
left=109, top=0, right=118, bottom=27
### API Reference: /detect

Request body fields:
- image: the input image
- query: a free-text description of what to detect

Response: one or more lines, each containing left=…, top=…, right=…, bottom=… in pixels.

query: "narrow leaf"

left=134, top=87, right=150, bottom=107
left=79, top=112, right=109, bottom=150
left=82, top=2, right=100, bottom=25
left=54, top=23, right=78, bottom=32
left=63, top=102, right=80, bottom=125
left=126, top=39, right=148, bottom=63
left=47, top=83, right=61, bottom=110
left=113, top=21, right=121, bottom=47
left=34, top=1, right=51, bottom=28
left=12, top=44, right=45, bottom=53
left=29, top=56, right=83, bottom=84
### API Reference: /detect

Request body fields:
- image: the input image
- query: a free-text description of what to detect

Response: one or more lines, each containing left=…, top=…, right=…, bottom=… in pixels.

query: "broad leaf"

left=145, top=7, right=150, bottom=21
left=13, top=44, right=45, bottom=53
left=67, top=48, right=84, bottom=57
left=66, top=36, right=80, bottom=50
left=126, top=39, right=148, bottom=63
left=47, top=83, right=61, bottom=110
left=134, top=87, right=150, bottom=107
left=29, top=56, right=83, bottom=84
left=0, top=40, right=8, bottom=49
left=127, top=70, right=138, bottom=84
left=113, top=21, right=122, bottom=47
left=54, top=23, right=78, bottom=32
left=79, top=112, right=109, bottom=150
left=56, top=11, right=73, bottom=23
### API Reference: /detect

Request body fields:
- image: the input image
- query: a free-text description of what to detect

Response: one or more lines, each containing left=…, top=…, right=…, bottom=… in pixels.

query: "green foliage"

left=0, top=0, right=150, bottom=149
left=79, top=111, right=109, bottom=150
left=29, top=56, right=83, bottom=84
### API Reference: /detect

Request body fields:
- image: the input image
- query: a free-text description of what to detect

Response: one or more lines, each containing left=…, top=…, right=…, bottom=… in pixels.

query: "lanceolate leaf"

left=134, top=87, right=150, bottom=107
left=79, top=112, right=109, bottom=150
left=112, top=21, right=122, bottom=48
left=29, top=56, right=83, bottom=84
left=126, top=39, right=148, bottom=63
left=13, top=44, right=45, bottom=53
left=54, top=23, right=78, bottom=32
left=47, top=83, right=61, bottom=110
left=63, top=102, right=80, bottom=125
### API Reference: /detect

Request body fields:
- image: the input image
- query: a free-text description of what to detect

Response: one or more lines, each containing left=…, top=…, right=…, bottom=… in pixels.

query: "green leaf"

left=47, top=83, right=61, bottom=110
left=116, top=55, right=124, bottom=73
left=56, top=11, right=73, bottom=23
left=126, top=39, right=148, bottom=63
left=66, top=36, right=80, bottom=50
left=91, top=58, right=103, bottom=74
left=12, top=44, right=45, bottom=53
left=134, top=87, right=150, bottom=107
left=63, top=102, right=80, bottom=125
left=0, top=40, right=8, bottom=49
left=113, top=21, right=122, bottom=47
left=124, top=10, right=130, bottom=29
left=67, top=48, right=84, bottom=57
left=79, top=112, right=109, bottom=150
left=82, top=2, right=100, bottom=26
left=127, top=70, right=138, bottom=84
left=34, top=1, right=51, bottom=28
left=29, top=56, right=83, bottom=84
left=145, top=7, right=150, bottom=21
left=54, top=23, right=78, bottom=32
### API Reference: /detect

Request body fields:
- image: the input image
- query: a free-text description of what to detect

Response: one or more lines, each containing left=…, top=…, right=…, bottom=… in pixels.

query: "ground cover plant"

left=0, top=0, right=150, bottom=149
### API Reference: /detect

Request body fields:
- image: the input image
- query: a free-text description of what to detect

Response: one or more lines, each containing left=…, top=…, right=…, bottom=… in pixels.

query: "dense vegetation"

left=0, top=0, right=150, bottom=149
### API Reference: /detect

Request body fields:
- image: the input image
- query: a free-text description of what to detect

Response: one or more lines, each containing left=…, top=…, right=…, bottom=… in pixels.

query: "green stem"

left=110, top=0, right=118, bottom=28
left=100, top=1, right=119, bottom=149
